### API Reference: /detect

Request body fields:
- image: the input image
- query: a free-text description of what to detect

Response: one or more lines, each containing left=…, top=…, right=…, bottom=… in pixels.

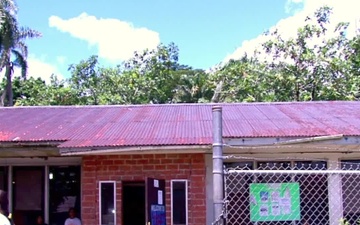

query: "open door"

left=146, top=178, right=166, bottom=225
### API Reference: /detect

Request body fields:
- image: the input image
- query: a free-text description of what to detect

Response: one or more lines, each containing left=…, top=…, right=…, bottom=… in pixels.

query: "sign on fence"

left=249, top=182, right=301, bottom=222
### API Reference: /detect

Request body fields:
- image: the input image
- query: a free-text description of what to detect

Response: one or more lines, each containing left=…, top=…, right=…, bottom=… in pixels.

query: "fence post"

left=328, top=157, right=344, bottom=225
left=212, top=105, right=224, bottom=221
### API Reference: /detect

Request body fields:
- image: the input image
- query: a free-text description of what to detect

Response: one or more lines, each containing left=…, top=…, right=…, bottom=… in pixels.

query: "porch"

left=0, top=157, right=81, bottom=225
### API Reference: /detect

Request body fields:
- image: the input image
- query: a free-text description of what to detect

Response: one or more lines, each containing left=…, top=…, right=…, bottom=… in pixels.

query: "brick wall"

left=81, top=153, right=206, bottom=225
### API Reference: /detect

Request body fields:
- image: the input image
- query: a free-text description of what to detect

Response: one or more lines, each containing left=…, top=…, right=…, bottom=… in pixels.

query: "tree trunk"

left=0, top=90, right=5, bottom=107
left=4, top=63, right=13, bottom=106
left=211, top=80, right=223, bottom=103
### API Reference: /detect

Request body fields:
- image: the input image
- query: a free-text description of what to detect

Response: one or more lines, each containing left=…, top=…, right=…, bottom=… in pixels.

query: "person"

left=64, top=208, right=81, bottom=225
left=35, top=215, right=47, bottom=225
left=0, top=190, right=11, bottom=225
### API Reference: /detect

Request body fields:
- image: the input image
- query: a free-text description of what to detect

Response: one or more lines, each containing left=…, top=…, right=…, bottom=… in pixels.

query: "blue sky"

left=13, top=0, right=359, bottom=82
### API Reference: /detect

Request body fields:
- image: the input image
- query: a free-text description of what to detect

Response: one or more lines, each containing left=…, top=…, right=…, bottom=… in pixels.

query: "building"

left=1, top=101, right=360, bottom=225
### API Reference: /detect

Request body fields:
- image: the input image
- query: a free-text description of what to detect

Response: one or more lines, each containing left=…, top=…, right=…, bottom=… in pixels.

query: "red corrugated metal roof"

left=0, top=101, right=360, bottom=149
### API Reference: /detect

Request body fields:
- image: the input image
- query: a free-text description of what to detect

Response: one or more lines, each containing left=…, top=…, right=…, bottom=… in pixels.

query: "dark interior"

left=122, top=182, right=146, bottom=225
left=49, top=166, right=81, bottom=225
left=13, top=166, right=44, bottom=225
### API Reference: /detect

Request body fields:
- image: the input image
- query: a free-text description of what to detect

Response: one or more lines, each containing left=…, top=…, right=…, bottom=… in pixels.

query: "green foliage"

left=10, top=75, right=77, bottom=106
left=1, top=6, right=360, bottom=106
left=210, top=6, right=360, bottom=102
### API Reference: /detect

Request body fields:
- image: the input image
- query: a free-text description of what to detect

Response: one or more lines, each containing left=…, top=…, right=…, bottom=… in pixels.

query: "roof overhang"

left=224, top=134, right=351, bottom=146
left=0, top=141, right=62, bottom=157
left=223, top=135, right=360, bottom=155
left=59, top=145, right=212, bottom=156
left=2, top=135, right=360, bottom=157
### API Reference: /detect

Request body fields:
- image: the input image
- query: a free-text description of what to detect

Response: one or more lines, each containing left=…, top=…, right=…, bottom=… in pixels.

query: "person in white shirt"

left=0, top=214, right=10, bottom=225
left=64, top=208, right=81, bottom=225
left=0, top=190, right=11, bottom=225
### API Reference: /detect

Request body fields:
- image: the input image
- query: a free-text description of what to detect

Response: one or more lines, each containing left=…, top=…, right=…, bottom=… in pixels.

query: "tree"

left=68, top=55, right=103, bottom=105
left=8, top=6, right=360, bottom=106
left=262, top=6, right=359, bottom=101
left=5, top=75, right=78, bottom=106
left=209, top=56, right=273, bottom=102
left=0, top=0, right=41, bottom=106
left=171, top=68, right=213, bottom=103
left=211, top=6, right=360, bottom=103
left=124, top=42, right=182, bottom=103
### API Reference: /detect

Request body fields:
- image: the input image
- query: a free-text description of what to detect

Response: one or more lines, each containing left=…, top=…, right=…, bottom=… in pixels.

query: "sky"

left=9, top=0, right=360, bottom=83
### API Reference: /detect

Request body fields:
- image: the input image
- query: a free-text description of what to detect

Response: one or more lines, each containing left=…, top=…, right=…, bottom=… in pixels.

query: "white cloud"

left=0, top=55, right=64, bottom=84
left=48, top=13, right=160, bottom=62
left=224, top=0, right=360, bottom=63
left=25, top=56, right=64, bottom=83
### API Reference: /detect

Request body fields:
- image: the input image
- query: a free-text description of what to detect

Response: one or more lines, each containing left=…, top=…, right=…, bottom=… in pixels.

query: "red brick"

left=166, top=154, right=179, bottom=159
left=143, top=154, right=155, bottom=159
left=143, top=165, right=154, bottom=170
left=102, top=160, right=114, bottom=165
left=137, top=159, right=149, bottom=164
left=108, top=165, right=119, bottom=170
left=113, top=159, right=125, bottom=165
left=161, top=159, right=173, bottom=164
left=154, top=164, right=166, bottom=170
left=148, top=159, right=161, bottom=164
left=166, top=164, right=179, bottom=170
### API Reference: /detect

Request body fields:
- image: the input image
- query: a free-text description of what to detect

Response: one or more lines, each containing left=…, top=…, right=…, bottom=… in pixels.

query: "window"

left=171, top=180, right=188, bottom=225
left=0, top=166, right=8, bottom=191
left=99, top=181, right=116, bottom=225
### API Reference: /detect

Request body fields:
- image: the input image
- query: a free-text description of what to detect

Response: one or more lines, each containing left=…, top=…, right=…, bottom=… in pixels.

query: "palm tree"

left=0, top=0, right=41, bottom=106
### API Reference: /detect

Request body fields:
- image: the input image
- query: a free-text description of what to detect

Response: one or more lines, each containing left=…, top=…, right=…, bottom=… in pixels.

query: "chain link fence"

left=223, top=160, right=360, bottom=225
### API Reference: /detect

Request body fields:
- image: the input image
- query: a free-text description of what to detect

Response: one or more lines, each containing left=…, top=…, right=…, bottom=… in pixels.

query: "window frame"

left=99, top=181, right=117, bottom=225
left=170, top=179, right=188, bottom=225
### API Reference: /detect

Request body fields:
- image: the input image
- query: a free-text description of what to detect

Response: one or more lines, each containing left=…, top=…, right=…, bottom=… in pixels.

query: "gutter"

left=59, top=145, right=212, bottom=156
left=274, top=134, right=344, bottom=145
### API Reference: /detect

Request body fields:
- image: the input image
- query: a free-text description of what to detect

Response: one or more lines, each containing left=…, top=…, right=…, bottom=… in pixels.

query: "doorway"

left=122, top=182, right=145, bottom=225
left=49, top=166, right=81, bottom=225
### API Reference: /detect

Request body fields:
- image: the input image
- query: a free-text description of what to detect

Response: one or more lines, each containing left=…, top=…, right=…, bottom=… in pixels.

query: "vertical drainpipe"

left=212, top=105, right=224, bottom=221
left=44, top=165, right=49, bottom=224
left=8, top=166, right=13, bottom=214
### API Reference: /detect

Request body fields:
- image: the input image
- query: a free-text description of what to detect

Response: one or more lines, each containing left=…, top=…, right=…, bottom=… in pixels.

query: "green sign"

left=249, top=182, right=300, bottom=222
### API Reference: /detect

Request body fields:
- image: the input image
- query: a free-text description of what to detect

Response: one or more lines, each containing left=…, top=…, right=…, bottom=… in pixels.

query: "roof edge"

left=60, top=144, right=211, bottom=156
left=0, top=100, right=353, bottom=110
left=0, top=141, right=64, bottom=147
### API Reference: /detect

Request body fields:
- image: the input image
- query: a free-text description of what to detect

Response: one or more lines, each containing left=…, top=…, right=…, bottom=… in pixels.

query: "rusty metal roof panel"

left=1, top=101, right=360, bottom=148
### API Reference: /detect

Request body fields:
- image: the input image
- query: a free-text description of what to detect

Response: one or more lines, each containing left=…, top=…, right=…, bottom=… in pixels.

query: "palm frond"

left=0, top=11, right=17, bottom=49
left=15, top=40, right=27, bottom=57
left=11, top=49, right=27, bottom=79
left=18, top=26, right=41, bottom=39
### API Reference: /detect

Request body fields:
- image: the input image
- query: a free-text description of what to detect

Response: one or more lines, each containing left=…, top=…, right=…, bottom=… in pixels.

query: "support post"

left=328, top=156, right=343, bottom=225
left=212, top=106, right=224, bottom=221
